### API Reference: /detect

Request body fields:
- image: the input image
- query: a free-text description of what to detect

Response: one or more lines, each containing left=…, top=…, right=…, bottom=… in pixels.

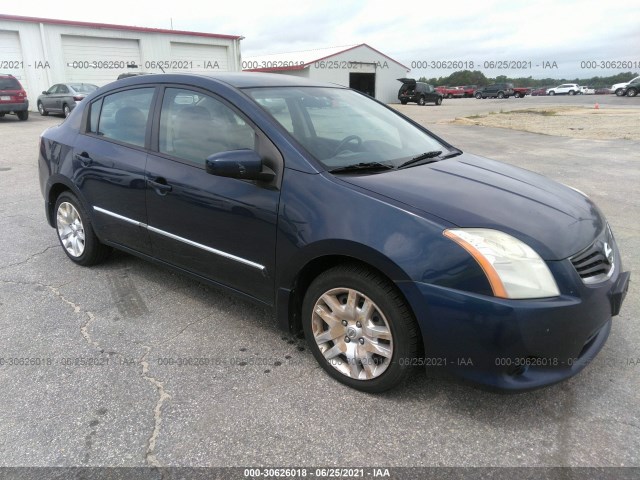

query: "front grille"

left=570, top=226, right=615, bottom=284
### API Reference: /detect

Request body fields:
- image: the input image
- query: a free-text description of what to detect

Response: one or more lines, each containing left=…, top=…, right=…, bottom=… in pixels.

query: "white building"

left=243, top=44, right=410, bottom=104
left=0, top=14, right=243, bottom=109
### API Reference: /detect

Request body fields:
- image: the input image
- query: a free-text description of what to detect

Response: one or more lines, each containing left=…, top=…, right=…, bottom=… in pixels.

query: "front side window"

left=159, top=87, right=256, bottom=165
left=58, top=85, right=69, bottom=94
left=97, top=88, right=154, bottom=147
left=247, top=87, right=449, bottom=170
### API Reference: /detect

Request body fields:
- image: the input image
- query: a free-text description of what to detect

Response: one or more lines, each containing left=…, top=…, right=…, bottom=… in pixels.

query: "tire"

left=38, top=102, right=49, bottom=116
left=17, top=110, right=28, bottom=121
left=54, top=191, right=111, bottom=266
left=549, top=91, right=555, bottom=96
left=400, top=100, right=408, bottom=105
left=497, top=92, right=505, bottom=99
left=627, top=88, right=638, bottom=97
left=569, top=90, right=575, bottom=95
left=302, top=264, right=419, bottom=393
left=615, top=88, right=624, bottom=96
left=63, top=104, right=71, bottom=118
left=446, top=93, right=452, bottom=99
left=475, top=93, right=482, bottom=99
left=418, top=96, right=426, bottom=106
left=435, top=97, right=442, bottom=106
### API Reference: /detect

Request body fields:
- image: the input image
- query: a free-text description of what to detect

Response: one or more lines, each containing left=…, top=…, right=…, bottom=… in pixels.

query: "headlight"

left=444, top=228, right=560, bottom=299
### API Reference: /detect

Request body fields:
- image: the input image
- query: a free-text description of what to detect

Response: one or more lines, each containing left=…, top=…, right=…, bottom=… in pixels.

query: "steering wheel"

left=333, top=135, right=362, bottom=156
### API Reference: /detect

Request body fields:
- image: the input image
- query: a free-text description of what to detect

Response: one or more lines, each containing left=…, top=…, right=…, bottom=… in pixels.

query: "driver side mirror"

left=205, top=149, right=275, bottom=182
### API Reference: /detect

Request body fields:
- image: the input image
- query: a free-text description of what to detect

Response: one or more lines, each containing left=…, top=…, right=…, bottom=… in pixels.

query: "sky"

left=3, top=0, right=640, bottom=79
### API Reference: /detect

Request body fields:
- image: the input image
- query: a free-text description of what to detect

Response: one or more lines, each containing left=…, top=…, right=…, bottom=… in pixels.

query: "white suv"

left=612, top=76, right=640, bottom=96
left=547, top=83, right=581, bottom=96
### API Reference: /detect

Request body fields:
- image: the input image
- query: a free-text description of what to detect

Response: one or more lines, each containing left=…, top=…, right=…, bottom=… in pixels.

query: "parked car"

left=580, top=86, right=595, bottom=95
left=397, top=78, right=443, bottom=105
left=623, top=80, right=640, bottom=97
left=594, top=87, right=612, bottom=95
left=38, top=73, right=630, bottom=393
left=611, top=76, right=640, bottom=96
left=547, top=84, right=581, bottom=96
left=456, top=85, right=477, bottom=97
left=475, top=83, right=514, bottom=99
left=37, top=83, right=99, bottom=117
left=530, top=87, right=548, bottom=96
left=512, top=87, right=531, bottom=98
left=435, top=86, right=465, bottom=99
left=0, top=73, right=29, bottom=121
left=117, top=72, right=152, bottom=80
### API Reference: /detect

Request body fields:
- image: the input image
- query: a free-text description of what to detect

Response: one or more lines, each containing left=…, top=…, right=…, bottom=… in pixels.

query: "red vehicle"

left=455, top=85, right=477, bottom=97
left=0, top=74, right=29, bottom=121
left=531, top=87, right=548, bottom=96
left=435, top=86, right=465, bottom=98
left=512, top=87, right=531, bottom=98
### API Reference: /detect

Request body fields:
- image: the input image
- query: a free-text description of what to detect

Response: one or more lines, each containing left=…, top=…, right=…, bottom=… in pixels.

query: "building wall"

left=0, top=17, right=242, bottom=110
left=306, top=45, right=409, bottom=103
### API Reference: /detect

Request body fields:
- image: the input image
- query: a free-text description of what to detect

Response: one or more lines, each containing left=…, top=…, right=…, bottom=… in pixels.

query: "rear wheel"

left=302, top=264, right=419, bottom=393
left=497, top=92, right=505, bottom=99
left=615, top=88, right=624, bottom=96
left=435, top=97, right=442, bottom=105
left=569, top=90, right=575, bottom=95
left=400, top=99, right=408, bottom=105
left=17, top=110, right=28, bottom=121
left=446, top=93, right=453, bottom=99
left=418, top=96, right=426, bottom=106
left=549, top=91, right=555, bottom=96
left=475, top=93, right=482, bottom=99
left=54, top=192, right=111, bottom=266
left=38, top=102, right=48, bottom=116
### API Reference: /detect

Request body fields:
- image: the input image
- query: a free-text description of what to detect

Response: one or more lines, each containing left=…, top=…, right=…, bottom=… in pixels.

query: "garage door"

left=170, top=42, right=229, bottom=74
left=0, top=30, right=27, bottom=83
left=62, top=35, right=141, bottom=86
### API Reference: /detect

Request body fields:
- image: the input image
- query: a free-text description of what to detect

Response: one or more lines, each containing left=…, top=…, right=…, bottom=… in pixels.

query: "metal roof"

left=243, top=43, right=410, bottom=72
left=0, top=14, right=242, bottom=40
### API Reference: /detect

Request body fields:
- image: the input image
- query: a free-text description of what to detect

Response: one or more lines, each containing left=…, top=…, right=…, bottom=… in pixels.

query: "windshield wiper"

left=329, top=162, right=395, bottom=174
left=397, top=151, right=442, bottom=169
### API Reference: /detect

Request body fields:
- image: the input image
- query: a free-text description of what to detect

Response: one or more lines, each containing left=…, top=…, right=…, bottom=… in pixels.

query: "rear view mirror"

left=205, top=150, right=275, bottom=182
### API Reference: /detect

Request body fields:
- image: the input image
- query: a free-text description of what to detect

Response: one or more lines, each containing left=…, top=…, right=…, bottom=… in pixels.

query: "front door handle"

left=148, top=177, right=172, bottom=195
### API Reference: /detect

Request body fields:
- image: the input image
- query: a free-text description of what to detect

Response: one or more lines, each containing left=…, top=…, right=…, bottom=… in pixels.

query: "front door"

left=145, top=86, right=281, bottom=303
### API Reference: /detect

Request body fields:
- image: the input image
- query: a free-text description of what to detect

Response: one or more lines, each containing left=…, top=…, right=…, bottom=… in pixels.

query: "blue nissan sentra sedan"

left=38, top=73, right=630, bottom=392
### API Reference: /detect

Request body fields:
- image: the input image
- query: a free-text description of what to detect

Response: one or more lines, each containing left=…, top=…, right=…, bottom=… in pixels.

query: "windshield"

left=246, top=87, right=451, bottom=170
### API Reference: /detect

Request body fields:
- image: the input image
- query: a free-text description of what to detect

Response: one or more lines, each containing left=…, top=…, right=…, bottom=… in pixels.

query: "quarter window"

left=96, top=88, right=154, bottom=147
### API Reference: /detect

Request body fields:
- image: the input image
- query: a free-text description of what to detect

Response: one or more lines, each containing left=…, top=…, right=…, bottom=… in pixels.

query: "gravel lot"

left=0, top=96, right=638, bottom=473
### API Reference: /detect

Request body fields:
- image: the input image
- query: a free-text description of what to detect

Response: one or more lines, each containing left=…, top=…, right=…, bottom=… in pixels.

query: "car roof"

left=113, top=72, right=341, bottom=89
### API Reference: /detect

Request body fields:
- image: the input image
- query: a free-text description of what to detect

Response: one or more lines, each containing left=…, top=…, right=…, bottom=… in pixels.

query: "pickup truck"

left=512, top=87, right=531, bottom=98
left=455, top=85, right=477, bottom=97
left=435, top=86, right=465, bottom=98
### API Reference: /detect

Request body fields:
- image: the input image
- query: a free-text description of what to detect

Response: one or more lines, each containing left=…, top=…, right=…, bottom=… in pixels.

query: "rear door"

left=145, top=86, right=281, bottom=303
left=73, top=86, right=156, bottom=254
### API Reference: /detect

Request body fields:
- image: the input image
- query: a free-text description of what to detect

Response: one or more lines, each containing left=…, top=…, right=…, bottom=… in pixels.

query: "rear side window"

left=96, top=88, right=154, bottom=147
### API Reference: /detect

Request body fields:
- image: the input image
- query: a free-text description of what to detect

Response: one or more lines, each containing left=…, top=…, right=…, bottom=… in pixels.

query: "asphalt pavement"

left=0, top=97, right=638, bottom=470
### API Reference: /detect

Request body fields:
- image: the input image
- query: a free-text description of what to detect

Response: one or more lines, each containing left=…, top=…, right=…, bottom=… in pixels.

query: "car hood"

left=340, top=154, right=604, bottom=260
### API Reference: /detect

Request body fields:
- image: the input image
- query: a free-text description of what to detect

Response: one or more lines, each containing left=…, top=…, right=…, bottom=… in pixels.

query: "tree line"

left=417, top=70, right=639, bottom=88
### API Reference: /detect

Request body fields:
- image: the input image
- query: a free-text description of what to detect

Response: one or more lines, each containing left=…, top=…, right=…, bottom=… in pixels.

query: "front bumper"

left=398, top=259, right=630, bottom=391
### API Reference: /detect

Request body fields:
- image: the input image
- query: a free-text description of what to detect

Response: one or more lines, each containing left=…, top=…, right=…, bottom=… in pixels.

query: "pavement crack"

left=0, top=244, right=58, bottom=270
left=160, top=313, right=212, bottom=346
left=140, top=345, right=171, bottom=469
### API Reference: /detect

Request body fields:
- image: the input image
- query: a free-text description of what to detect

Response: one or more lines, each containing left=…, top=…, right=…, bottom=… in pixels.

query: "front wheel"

left=418, top=96, right=426, bottom=106
left=627, top=88, right=638, bottom=97
left=435, top=97, right=442, bottom=105
left=63, top=104, right=71, bottom=118
left=54, top=192, right=111, bottom=266
left=549, top=91, right=555, bottom=96
left=569, top=90, right=575, bottom=95
left=400, top=100, right=408, bottom=105
left=302, top=264, right=419, bottom=393
left=475, top=93, right=482, bottom=99
left=497, top=92, right=505, bottom=99
left=615, top=88, right=624, bottom=96
left=38, top=102, right=48, bottom=116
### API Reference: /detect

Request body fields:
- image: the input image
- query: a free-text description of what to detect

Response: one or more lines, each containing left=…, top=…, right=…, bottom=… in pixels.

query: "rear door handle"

left=148, top=178, right=172, bottom=195
left=74, top=152, right=92, bottom=167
